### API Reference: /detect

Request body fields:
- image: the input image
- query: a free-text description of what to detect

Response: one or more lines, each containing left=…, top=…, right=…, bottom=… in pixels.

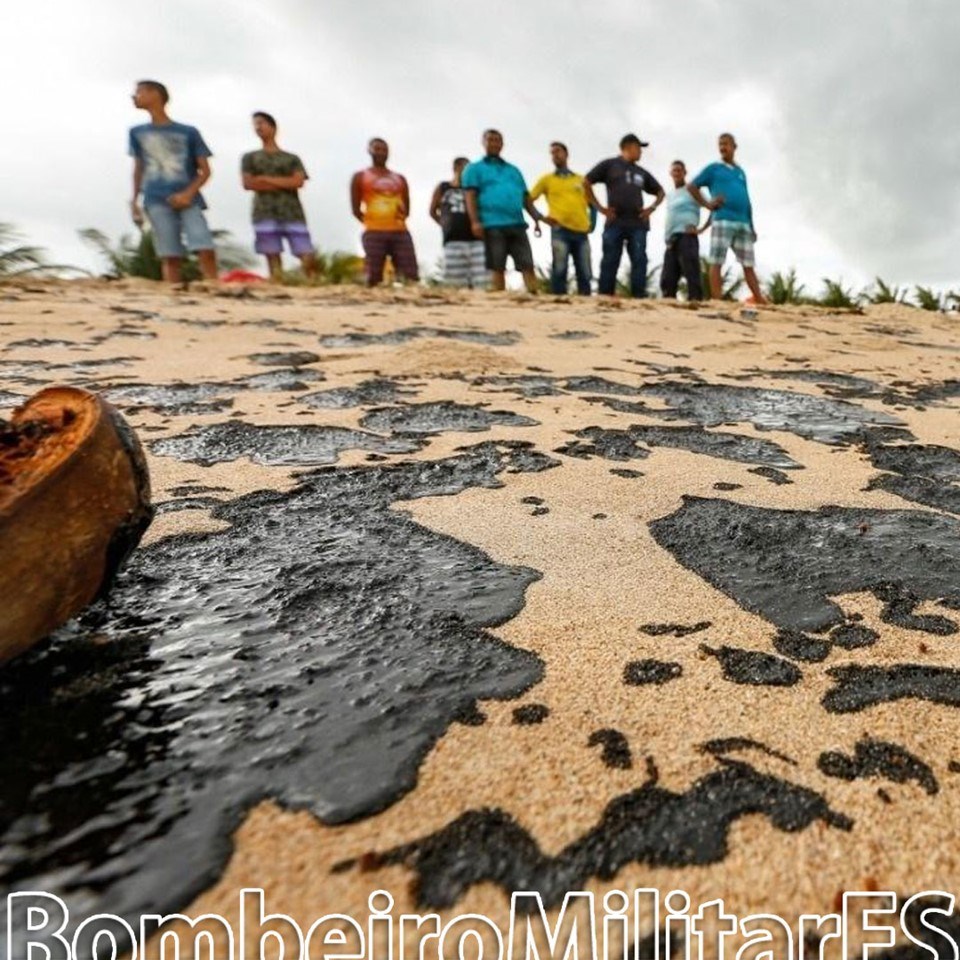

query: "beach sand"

left=3, top=279, right=960, bottom=957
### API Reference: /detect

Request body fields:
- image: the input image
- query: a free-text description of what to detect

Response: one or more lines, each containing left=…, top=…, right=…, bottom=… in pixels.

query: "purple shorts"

left=253, top=220, right=314, bottom=257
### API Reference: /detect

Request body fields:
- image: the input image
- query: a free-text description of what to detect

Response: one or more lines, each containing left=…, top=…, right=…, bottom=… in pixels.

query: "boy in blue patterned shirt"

left=129, top=80, right=218, bottom=284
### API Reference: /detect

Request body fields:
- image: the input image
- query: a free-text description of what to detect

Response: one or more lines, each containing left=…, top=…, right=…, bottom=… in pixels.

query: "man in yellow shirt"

left=529, top=142, right=594, bottom=295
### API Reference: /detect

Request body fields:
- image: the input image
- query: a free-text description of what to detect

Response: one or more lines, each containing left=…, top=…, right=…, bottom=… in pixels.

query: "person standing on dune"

left=688, top=133, right=767, bottom=304
left=529, top=142, right=594, bottom=296
left=585, top=133, right=664, bottom=298
left=241, top=111, right=317, bottom=282
left=129, top=80, right=218, bottom=285
left=660, top=160, right=709, bottom=301
left=351, top=138, right=419, bottom=287
left=429, top=157, right=489, bottom=289
left=461, top=129, right=544, bottom=294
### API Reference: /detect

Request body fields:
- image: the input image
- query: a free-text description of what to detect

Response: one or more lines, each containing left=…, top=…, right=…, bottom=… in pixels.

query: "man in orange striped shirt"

left=350, top=138, right=420, bottom=286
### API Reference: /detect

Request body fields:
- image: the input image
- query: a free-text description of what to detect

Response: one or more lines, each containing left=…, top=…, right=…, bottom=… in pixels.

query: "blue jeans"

left=598, top=223, right=649, bottom=297
left=550, top=227, right=592, bottom=295
left=145, top=202, right=214, bottom=258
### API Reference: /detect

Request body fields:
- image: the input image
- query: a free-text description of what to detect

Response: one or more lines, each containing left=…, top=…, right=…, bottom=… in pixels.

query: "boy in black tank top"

left=429, top=157, right=489, bottom=288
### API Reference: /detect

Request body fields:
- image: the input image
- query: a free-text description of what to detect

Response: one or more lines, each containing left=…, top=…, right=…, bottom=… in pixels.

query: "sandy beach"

left=4, top=279, right=960, bottom=957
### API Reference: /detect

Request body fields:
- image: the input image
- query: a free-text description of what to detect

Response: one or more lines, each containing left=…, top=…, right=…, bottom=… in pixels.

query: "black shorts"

left=484, top=225, right=534, bottom=272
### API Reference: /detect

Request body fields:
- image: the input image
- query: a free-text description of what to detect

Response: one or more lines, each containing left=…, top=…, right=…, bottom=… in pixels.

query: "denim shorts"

left=145, top=202, right=215, bottom=258
left=483, top=225, right=534, bottom=272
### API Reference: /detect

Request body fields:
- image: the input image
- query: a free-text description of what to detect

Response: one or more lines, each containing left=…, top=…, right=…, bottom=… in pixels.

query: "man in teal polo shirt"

left=688, top=132, right=767, bottom=304
left=462, top=129, right=544, bottom=293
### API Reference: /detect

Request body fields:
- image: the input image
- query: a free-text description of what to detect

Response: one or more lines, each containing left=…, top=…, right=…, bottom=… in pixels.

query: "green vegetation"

left=79, top=227, right=253, bottom=281
left=279, top=250, right=365, bottom=286
left=867, top=276, right=909, bottom=304
left=818, top=277, right=862, bottom=309
left=765, top=268, right=806, bottom=305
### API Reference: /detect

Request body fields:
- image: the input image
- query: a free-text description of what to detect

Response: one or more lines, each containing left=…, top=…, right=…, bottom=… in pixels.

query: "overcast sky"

left=4, top=0, right=958, bottom=294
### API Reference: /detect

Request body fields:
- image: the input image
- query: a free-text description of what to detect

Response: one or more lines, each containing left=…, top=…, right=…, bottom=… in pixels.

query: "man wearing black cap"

left=586, top=134, right=665, bottom=298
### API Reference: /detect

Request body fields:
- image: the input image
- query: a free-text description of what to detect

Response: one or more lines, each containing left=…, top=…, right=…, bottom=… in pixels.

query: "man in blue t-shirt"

left=462, top=129, right=544, bottom=293
left=129, top=80, right=218, bottom=284
left=688, top=133, right=767, bottom=304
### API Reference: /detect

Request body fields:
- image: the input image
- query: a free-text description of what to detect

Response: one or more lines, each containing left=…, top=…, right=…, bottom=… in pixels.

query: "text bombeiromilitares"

left=7, top=888, right=960, bottom=960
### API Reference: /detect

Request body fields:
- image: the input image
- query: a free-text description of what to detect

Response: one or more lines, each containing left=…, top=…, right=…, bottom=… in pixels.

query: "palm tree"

left=867, top=276, right=909, bottom=304
left=765, top=268, right=806, bottom=305
left=0, top=223, right=48, bottom=278
left=819, top=277, right=862, bottom=309
left=80, top=227, right=254, bottom=281
left=914, top=286, right=945, bottom=311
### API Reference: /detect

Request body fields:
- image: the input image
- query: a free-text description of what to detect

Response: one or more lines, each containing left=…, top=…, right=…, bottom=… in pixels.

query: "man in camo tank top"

left=241, top=111, right=317, bottom=281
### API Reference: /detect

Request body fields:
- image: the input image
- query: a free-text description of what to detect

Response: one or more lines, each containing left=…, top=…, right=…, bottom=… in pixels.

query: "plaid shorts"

left=708, top=220, right=755, bottom=267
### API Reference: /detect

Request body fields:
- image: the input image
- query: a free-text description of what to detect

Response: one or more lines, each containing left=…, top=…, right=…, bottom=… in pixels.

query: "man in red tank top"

left=350, top=138, right=420, bottom=286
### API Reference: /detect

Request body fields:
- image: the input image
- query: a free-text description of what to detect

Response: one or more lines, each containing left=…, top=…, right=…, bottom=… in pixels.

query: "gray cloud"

left=3, top=0, right=957, bottom=291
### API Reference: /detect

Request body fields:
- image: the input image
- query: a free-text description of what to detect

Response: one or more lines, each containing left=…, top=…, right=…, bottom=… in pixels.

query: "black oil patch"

left=550, top=330, right=597, bottom=340
left=154, top=496, right=224, bottom=514
left=701, top=645, right=802, bottom=687
left=472, top=375, right=563, bottom=398
left=830, top=623, right=880, bottom=649
left=818, top=737, right=938, bottom=795
left=557, top=424, right=799, bottom=471
left=245, top=350, right=320, bottom=366
left=749, top=466, right=794, bottom=485
left=587, top=729, right=633, bottom=769
left=773, top=629, right=831, bottom=663
left=298, top=378, right=414, bottom=410
left=360, top=402, right=538, bottom=436
left=624, top=659, right=683, bottom=685
left=865, top=439, right=960, bottom=516
left=640, top=622, right=711, bottom=637
left=0, top=443, right=545, bottom=947
left=650, top=497, right=960, bottom=633
left=700, top=737, right=797, bottom=766
left=102, top=382, right=234, bottom=415
left=338, top=759, right=851, bottom=908
left=235, top=368, right=326, bottom=391
left=636, top=381, right=905, bottom=445
left=151, top=421, right=423, bottom=466
left=512, top=703, right=550, bottom=725
left=563, top=376, right=638, bottom=396
left=823, top=664, right=960, bottom=713
left=318, top=326, right=521, bottom=348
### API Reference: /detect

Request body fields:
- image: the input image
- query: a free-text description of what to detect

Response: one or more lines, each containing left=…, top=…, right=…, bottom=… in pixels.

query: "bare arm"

left=584, top=180, right=612, bottom=220
left=169, top=157, right=211, bottom=209
left=350, top=172, right=364, bottom=223
left=131, top=157, right=144, bottom=224
left=523, top=193, right=545, bottom=236
left=688, top=183, right=723, bottom=211
left=465, top=190, right=483, bottom=239
left=429, top=184, right=443, bottom=225
left=641, top=188, right=665, bottom=220
left=400, top=177, right=411, bottom=220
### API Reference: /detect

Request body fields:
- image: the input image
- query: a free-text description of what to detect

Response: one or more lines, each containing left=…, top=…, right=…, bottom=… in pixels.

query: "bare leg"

left=266, top=254, right=283, bottom=282
left=490, top=270, right=506, bottom=292
left=709, top=264, right=722, bottom=300
left=299, top=252, right=318, bottom=280
left=743, top=267, right=768, bottom=304
left=521, top=269, right=539, bottom=294
left=196, top=249, right=218, bottom=281
left=161, top=257, right=183, bottom=285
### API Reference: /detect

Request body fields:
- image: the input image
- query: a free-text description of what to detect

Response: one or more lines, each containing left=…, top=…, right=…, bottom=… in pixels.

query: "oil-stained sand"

left=4, top=280, right=960, bottom=958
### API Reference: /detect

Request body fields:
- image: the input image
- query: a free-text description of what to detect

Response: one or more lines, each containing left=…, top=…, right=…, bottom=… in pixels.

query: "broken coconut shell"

left=0, top=386, right=153, bottom=661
